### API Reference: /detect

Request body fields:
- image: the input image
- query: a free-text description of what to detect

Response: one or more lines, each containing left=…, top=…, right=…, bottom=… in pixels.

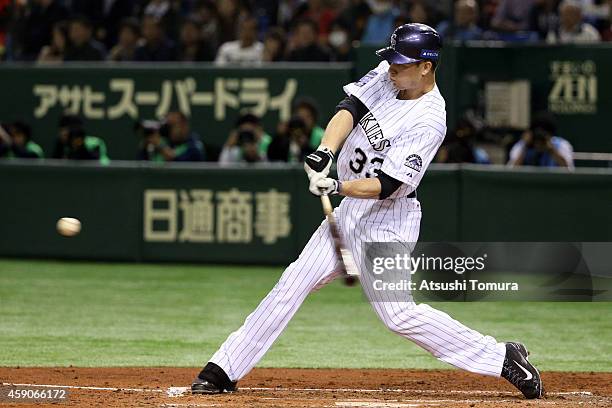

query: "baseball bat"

left=320, top=195, right=359, bottom=283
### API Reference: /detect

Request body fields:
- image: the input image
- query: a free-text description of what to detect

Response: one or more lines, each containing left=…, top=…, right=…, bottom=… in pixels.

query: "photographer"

left=436, top=118, right=490, bottom=165
left=53, top=114, right=109, bottom=164
left=0, top=121, right=44, bottom=159
left=508, top=114, right=574, bottom=169
left=218, top=114, right=271, bottom=164
left=137, top=112, right=204, bottom=162
left=136, top=120, right=166, bottom=162
left=219, top=129, right=263, bottom=164
left=267, top=116, right=315, bottom=163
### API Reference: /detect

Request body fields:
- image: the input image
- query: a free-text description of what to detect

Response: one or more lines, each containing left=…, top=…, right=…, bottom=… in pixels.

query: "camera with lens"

left=237, top=129, right=256, bottom=146
left=134, top=119, right=170, bottom=139
left=532, top=129, right=549, bottom=143
left=529, top=128, right=551, bottom=151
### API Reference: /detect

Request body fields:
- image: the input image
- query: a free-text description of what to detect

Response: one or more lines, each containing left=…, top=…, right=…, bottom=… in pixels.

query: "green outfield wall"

left=356, top=43, right=612, bottom=153
left=0, top=63, right=352, bottom=160
left=1, top=162, right=610, bottom=264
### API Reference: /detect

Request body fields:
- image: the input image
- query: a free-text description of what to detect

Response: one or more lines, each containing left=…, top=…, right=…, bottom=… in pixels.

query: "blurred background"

left=1, top=0, right=611, bottom=263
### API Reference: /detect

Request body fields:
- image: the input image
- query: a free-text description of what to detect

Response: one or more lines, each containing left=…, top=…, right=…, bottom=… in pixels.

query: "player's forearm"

left=320, top=110, right=354, bottom=153
left=339, top=178, right=381, bottom=199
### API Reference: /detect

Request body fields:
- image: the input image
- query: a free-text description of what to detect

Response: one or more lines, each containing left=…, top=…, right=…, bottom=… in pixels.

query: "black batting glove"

left=304, top=146, right=334, bottom=180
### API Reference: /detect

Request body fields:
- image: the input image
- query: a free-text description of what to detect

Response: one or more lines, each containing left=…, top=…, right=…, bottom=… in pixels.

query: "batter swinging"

left=191, top=24, right=544, bottom=400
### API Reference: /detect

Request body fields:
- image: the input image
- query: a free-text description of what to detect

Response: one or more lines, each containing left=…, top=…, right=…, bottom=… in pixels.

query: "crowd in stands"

left=0, top=0, right=590, bottom=169
left=0, top=106, right=575, bottom=169
left=0, top=96, right=330, bottom=163
left=0, top=0, right=611, bottom=63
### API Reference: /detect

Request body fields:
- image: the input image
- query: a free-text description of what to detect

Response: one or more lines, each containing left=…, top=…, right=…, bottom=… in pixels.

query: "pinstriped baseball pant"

left=210, top=197, right=506, bottom=381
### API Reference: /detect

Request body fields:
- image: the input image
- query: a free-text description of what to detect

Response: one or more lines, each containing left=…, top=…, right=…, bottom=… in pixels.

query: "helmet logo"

left=420, top=49, right=439, bottom=59
left=390, top=33, right=397, bottom=49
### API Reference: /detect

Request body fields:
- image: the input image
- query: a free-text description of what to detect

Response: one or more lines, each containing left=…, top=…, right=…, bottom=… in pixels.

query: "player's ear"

left=421, top=61, right=433, bottom=76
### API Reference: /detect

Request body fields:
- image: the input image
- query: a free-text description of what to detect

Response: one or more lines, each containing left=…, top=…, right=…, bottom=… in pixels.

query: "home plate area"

left=1, top=367, right=610, bottom=407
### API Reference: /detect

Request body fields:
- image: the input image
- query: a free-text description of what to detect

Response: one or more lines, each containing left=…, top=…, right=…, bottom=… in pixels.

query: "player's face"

left=388, top=62, right=429, bottom=90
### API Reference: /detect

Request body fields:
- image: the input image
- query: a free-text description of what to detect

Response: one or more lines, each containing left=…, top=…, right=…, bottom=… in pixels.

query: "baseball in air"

left=56, top=217, right=81, bottom=237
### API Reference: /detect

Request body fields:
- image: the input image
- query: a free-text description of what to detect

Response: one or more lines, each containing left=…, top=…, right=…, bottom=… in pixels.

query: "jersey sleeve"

left=343, top=60, right=389, bottom=97
left=380, top=127, right=445, bottom=190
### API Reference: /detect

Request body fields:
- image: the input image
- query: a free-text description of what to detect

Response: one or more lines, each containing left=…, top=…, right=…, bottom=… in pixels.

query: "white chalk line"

left=336, top=399, right=563, bottom=406
left=1, top=382, right=595, bottom=399
left=238, top=387, right=592, bottom=397
left=160, top=405, right=219, bottom=408
left=336, top=403, right=434, bottom=408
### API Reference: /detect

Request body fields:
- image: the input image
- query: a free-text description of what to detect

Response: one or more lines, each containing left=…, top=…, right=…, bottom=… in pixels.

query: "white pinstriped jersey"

left=338, top=61, right=447, bottom=200
left=208, top=60, right=508, bottom=382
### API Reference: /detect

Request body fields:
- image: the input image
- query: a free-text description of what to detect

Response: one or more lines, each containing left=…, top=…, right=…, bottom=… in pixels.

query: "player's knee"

left=378, top=304, right=417, bottom=334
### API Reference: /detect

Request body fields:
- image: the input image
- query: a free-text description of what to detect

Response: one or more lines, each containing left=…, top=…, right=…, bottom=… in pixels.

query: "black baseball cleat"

left=191, top=362, right=237, bottom=394
left=191, top=377, right=236, bottom=394
left=501, top=342, right=544, bottom=399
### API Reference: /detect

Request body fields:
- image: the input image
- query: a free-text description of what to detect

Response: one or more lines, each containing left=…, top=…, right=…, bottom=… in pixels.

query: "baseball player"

left=192, top=24, right=543, bottom=399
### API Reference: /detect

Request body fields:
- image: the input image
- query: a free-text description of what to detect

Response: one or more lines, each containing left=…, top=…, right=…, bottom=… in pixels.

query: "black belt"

left=407, top=190, right=417, bottom=199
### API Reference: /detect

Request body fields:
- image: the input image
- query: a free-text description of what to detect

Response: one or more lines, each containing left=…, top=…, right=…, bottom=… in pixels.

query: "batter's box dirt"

left=0, top=367, right=610, bottom=407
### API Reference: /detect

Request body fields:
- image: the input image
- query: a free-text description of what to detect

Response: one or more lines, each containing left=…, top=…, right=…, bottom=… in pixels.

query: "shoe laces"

left=503, top=362, right=526, bottom=388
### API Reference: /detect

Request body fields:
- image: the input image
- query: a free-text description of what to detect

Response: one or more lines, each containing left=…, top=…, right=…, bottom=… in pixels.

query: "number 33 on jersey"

left=337, top=60, right=447, bottom=199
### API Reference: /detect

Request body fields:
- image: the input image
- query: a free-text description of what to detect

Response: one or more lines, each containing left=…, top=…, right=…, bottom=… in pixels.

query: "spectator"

left=575, top=0, right=611, bottom=23
left=492, top=0, right=538, bottom=32
left=135, top=120, right=167, bottom=162
left=419, top=0, right=451, bottom=23
left=143, top=0, right=181, bottom=41
left=436, top=118, right=490, bottom=164
left=336, top=0, right=372, bottom=42
left=193, top=0, right=220, bottom=48
left=18, top=0, right=69, bottom=60
left=479, top=0, right=501, bottom=30
left=215, top=16, right=263, bottom=65
left=64, top=16, right=106, bottom=61
left=134, top=15, right=177, bottom=61
left=219, top=113, right=272, bottom=163
left=361, top=0, right=399, bottom=45
left=407, top=1, right=431, bottom=25
left=53, top=114, right=109, bottom=164
left=70, top=0, right=136, bottom=49
left=262, top=27, right=287, bottom=62
left=287, top=19, right=332, bottom=61
left=163, top=111, right=205, bottom=161
left=293, top=97, right=325, bottom=149
left=108, top=18, right=140, bottom=61
left=328, top=20, right=354, bottom=61
left=219, top=130, right=263, bottom=164
left=290, top=0, right=338, bottom=40
left=508, top=114, right=574, bottom=169
left=143, top=0, right=172, bottom=20
left=437, top=0, right=484, bottom=41
left=0, top=121, right=44, bottom=159
left=177, top=17, right=215, bottom=61
left=37, top=21, right=69, bottom=63
left=216, top=0, right=242, bottom=45
left=547, top=0, right=602, bottom=43
left=527, top=0, right=560, bottom=40
left=267, top=116, right=315, bottom=162
left=252, top=0, right=280, bottom=30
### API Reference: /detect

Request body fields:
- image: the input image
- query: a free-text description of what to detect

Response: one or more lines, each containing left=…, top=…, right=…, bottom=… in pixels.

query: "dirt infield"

left=1, top=367, right=610, bottom=407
